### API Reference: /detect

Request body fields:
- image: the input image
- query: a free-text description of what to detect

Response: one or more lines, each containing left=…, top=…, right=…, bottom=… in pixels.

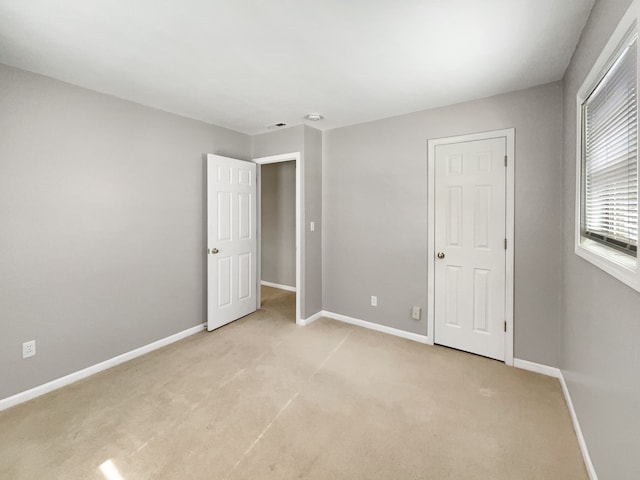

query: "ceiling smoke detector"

left=305, top=113, right=324, bottom=121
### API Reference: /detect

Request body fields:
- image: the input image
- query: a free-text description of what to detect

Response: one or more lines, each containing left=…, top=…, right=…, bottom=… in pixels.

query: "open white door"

left=207, top=154, right=257, bottom=331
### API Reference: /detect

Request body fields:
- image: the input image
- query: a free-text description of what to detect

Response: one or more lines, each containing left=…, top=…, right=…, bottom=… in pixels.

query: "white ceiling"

left=0, top=0, right=594, bottom=134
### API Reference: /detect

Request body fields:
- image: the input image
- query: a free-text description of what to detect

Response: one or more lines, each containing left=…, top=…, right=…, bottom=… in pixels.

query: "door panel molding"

left=427, top=129, right=515, bottom=365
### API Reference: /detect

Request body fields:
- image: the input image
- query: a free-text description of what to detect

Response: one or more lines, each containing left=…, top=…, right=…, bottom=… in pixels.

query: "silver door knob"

left=437, top=252, right=445, bottom=259
left=211, top=248, right=219, bottom=254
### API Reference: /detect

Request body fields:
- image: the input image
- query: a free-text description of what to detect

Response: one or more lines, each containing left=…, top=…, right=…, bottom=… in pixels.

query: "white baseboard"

left=0, top=323, right=206, bottom=412
left=261, top=280, right=296, bottom=292
left=296, top=310, right=430, bottom=344
left=297, top=311, right=324, bottom=326
left=514, top=358, right=597, bottom=479
left=558, top=372, right=598, bottom=479
left=320, top=311, right=430, bottom=344
left=513, top=358, right=561, bottom=378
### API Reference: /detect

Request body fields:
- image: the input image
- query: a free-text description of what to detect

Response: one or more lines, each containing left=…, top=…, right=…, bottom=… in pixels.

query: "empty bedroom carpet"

left=0, top=286, right=587, bottom=479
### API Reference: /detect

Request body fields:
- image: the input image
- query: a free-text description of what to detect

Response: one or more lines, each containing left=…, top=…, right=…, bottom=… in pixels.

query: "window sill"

left=575, top=238, right=640, bottom=292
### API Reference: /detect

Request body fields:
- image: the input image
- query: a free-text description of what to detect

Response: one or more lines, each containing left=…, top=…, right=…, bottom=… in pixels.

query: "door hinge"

left=504, top=321, right=507, bottom=332
left=504, top=155, right=507, bottom=167
left=504, top=238, right=508, bottom=250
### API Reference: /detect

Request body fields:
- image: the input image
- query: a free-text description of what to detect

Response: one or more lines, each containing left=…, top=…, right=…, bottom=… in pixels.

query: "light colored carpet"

left=0, top=286, right=587, bottom=479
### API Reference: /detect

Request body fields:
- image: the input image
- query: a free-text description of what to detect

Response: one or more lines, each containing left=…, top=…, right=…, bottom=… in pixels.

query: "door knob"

left=437, top=252, right=445, bottom=259
left=210, top=248, right=219, bottom=254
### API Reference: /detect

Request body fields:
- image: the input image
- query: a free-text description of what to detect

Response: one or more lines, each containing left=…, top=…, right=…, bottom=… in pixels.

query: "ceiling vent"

left=266, top=122, right=287, bottom=129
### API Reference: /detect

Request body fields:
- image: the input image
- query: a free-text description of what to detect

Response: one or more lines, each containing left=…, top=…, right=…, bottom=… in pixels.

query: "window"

left=576, top=4, right=640, bottom=292
left=582, top=36, right=638, bottom=255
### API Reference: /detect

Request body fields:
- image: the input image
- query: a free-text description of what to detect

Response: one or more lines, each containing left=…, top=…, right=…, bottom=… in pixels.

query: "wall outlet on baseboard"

left=411, top=306, right=421, bottom=320
left=371, top=296, right=377, bottom=307
left=23, top=340, right=36, bottom=359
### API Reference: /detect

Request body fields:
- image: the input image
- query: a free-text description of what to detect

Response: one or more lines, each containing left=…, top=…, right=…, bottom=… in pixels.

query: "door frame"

left=253, top=152, right=302, bottom=324
left=426, top=128, right=515, bottom=365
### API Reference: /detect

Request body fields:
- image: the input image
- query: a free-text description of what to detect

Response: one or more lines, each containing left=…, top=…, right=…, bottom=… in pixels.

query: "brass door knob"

left=437, top=252, right=445, bottom=259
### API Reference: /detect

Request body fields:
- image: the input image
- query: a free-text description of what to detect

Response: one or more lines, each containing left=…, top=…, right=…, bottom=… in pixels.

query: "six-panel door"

left=434, top=138, right=507, bottom=360
left=207, top=154, right=257, bottom=331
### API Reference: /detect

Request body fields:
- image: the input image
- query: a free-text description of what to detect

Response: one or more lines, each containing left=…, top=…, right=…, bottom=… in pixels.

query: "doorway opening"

left=254, top=153, right=302, bottom=324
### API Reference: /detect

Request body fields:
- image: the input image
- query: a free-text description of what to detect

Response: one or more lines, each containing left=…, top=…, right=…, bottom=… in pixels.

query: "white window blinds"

left=582, top=36, right=638, bottom=256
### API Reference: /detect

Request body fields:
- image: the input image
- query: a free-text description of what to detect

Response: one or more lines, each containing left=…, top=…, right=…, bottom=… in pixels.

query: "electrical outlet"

left=23, top=340, right=36, bottom=359
left=310, top=221, right=315, bottom=232
left=411, top=306, right=421, bottom=320
left=371, top=295, right=377, bottom=307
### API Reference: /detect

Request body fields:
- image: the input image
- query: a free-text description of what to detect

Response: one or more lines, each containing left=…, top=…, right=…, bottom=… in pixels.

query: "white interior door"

left=207, top=154, right=257, bottom=331
left=434, top=137, right=506, bottom=360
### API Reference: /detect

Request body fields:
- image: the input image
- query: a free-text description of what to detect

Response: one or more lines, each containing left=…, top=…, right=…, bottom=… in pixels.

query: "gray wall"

left=252, top=125, right=323, bottom=318
left=0, top=63, right=251, bottom=400
left=561, top=0, right=640, bottom=478
left=303, top=126, right=323, bottom=316
left=260, top=161, right=296, bottom=288
left=323, top=82, right=564, bottom=366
